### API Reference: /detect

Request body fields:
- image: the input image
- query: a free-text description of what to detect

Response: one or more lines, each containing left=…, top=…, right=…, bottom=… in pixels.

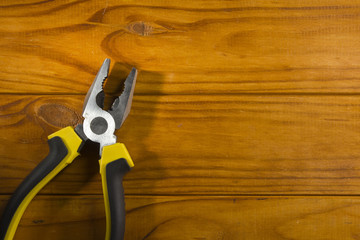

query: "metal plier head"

left=77, top=59, right=137, bottom=154
left=0, top=59, right=137, bottom=240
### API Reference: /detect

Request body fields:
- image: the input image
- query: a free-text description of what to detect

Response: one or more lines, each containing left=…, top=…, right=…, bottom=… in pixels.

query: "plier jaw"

left=78, top=58, right=137, bottom=155
left=0, top=59, right=137, bottom=240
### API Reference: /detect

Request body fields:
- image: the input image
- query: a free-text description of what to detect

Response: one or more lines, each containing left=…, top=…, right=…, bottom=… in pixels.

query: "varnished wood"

left=1, top=1, right=360, bottom=94
left=1, top=95, right=360, bottom=195
left=1, top=195, right=360, bottom=240
left=2, top=0, right=360, bottom=239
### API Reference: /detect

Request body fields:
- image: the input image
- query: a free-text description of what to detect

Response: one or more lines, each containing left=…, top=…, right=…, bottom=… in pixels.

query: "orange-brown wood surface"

left=2, top=195, right=360, bottom=240
left=2, top=0, right=360, bottom=239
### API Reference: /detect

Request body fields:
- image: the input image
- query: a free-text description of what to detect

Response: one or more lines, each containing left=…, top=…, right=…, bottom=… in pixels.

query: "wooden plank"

left=1, top=94, right=360, bottom=195
left=1, top=1, right=360, bottom=94
left=1, top=195, right=360, bottom=240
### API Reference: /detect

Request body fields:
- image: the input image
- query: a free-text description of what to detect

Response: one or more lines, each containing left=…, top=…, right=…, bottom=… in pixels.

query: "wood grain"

left=2, top=0, right=360, bottom=239
left=1, top=1, right=360, bottom=94
left=1, top=94, right=360, bottom=195
left=2, top=195, right=360, bottom=240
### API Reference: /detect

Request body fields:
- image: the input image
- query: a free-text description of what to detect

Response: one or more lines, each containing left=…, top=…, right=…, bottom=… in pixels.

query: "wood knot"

left=32, top=219, right=44, bottom=224
left=37, top=104, right=80, bottom=128
left=127, top=22, right=153, bottom=36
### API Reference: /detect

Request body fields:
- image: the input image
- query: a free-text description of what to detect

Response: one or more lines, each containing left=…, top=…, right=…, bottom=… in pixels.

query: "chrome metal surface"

left=108, top=68, right=138, bottom=129
left=81, top=59, right=137, bottom=154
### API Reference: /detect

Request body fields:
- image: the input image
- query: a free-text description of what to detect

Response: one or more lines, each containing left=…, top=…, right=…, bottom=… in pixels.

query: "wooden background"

left=1, top=0, right=360, bottom=239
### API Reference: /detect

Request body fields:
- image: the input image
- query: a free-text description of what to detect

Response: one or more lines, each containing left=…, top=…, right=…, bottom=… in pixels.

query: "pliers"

left=0, top=59, right=137, bottom=240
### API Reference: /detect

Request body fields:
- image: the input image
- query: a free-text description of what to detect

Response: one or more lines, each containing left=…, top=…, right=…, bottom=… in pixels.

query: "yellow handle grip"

left=99, top=143, right=133, bottom=240
left=0, top=127, right=82, bottom=240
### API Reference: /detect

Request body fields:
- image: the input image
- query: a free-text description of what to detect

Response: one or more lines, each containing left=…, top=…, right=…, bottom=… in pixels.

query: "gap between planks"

left=4, top=92, right=360, bottom=96
left=3, top=193, right=360, bottom=198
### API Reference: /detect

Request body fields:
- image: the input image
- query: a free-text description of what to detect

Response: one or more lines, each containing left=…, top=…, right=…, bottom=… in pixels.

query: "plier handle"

left=0, top=59, right=137, bottom=240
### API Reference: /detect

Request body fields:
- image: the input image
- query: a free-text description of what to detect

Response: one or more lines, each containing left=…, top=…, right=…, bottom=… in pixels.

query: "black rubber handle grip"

left=0, top=127, right=82, bottom=240
left=105, top=159, right=131, bottom=240
left=0, top=137, right=67, bottom=240
left=99, top=143, right=133, bottom=240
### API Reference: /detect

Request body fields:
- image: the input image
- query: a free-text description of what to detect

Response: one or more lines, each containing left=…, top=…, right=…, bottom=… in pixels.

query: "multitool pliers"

left=0, top=59, right=137, bottom=240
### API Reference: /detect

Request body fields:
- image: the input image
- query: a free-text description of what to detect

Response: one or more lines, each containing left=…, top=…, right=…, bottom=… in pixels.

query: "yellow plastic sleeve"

left=99, top=143, right=133, bottom=240
left=4, top=127, right=82, bottom=240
